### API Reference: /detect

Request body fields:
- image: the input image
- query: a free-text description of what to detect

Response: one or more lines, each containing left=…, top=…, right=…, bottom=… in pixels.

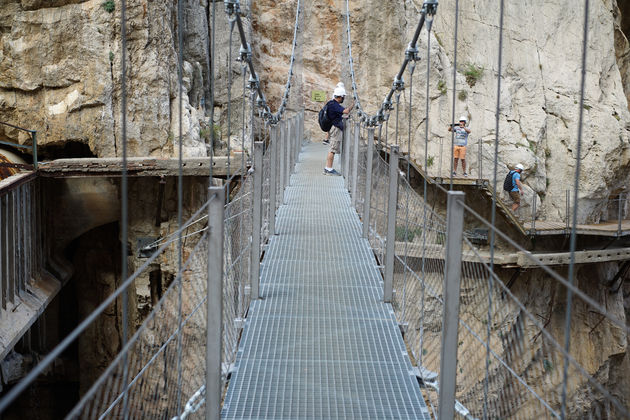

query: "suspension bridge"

left=0, top=0, right=629, bottom=419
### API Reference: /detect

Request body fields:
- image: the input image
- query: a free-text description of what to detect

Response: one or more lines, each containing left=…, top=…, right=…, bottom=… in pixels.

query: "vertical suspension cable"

left=449, top=0, right=459, bottom=190
left=395, top=93, right=401, bottom=146
left=208, top=0, right=216, bottom=180
left=120, top=0, right=130, bottom=417
left=419, top=12, right=434, bottom=369
left=401, top=62, right=416, bottom=322
left=561, top=0, right=590, bottom=417
left=175, top=0, right=185, bottom=413
left=485, top=1, right=505, bottom=418
left=242, top=67, right=247, bottom=172
left=227, top=23, right=235, bottom=199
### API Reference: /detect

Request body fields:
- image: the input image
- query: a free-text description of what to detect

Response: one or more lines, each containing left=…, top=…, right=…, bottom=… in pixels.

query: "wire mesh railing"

left=347, top=131, right=630, bottom=419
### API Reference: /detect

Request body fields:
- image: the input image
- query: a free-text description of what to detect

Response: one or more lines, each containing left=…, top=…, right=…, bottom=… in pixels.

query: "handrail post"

left=343, top=119, right=350, bottom=185
left=205, top=186, right=225, bottom=420
left=278, top=121, right=287, bottom=204
left=384, top=145, right=399, bottom=303
left=31, top=131, right=38, bottom=170
left=363, top=128, right=375, bottom=238
left=286, top=118, right=292, bottom=182
left=618, top=193, right=624, bottom=237
left=250, top=142, right=264, bottom=300
left=531, top=193, right=536, bottom=236
left=351, top=122, right=360, bottom=208
left=269, top=125, right=278, bottom=236
left=438, top=190, right=465, bottom=420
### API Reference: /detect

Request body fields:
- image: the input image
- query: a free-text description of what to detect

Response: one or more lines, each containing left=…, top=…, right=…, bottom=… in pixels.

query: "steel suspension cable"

left=343, top=0, right=438, bottom=127
left=419, top=12, right=435, bottom=369
left=208, top=0, right=216, bottom=181
left=561, top=0, right=590, bottom=417
left=485, top=1, right=505, bottom=418
left=120, top=0, right=130, bottom=416
left=175, top=0, right=186, bottom=413
left=449, top=0, right=459, bottom=190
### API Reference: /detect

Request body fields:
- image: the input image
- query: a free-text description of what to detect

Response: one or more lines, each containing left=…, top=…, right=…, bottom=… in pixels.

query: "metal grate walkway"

left=222, top=141, right=430, bottom=419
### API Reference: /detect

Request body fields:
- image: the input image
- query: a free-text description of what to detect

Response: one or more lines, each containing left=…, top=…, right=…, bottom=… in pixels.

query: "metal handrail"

left=0, top=121, right=38, bottom=170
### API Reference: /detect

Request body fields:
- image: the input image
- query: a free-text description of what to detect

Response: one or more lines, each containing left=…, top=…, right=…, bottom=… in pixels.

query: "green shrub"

left=437, top=80, right=447, bottom=95
left=109, top=51, right=114, bottom=63
left=102, top=1, right=115, bottom=13
left=458, top=90, right=468, bottom=101
left=436, top=232, right=446, bottom=245
left=427, top=156, right=434, bottom=168
left=395, top=226, right=423, bottom=242
left=463, top=63, right=484, bottom=87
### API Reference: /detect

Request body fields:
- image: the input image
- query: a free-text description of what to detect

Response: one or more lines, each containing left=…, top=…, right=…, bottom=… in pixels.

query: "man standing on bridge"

left=448, top=116, right=471, bottom=177
left=323, top=85, right=353, bottom=175
left=508, top=164, right=525, bottom=212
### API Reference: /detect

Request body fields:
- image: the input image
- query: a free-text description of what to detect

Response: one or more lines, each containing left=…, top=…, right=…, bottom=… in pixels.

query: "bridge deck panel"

left=222, top=142, right=430, bottom=419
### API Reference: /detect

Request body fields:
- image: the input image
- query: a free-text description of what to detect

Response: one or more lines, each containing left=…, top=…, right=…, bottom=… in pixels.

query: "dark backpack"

left=503, top=170, right=516, bottom=192
left=318, top=100, right=334, bottom=132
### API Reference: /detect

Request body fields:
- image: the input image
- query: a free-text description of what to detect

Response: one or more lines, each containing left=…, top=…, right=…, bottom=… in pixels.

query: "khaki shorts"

left=329, top=126, right=343, bottom=154
left=453, top=145, right=466, bottom=159
left=509, top=190, right=521, bottom=205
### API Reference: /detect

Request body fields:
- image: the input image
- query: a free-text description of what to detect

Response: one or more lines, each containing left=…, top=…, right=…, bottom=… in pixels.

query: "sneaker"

left=463, top=172, right=469, bottom=177
left=323, top=138, right=330, bottom=145
left=323, top=168, right=341, bottom=176
left=452, top=171, right=457, bottom=176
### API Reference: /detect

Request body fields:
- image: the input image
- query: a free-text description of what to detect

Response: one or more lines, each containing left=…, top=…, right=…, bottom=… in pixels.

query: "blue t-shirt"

left=327, top=100, right=345, bottom=130
left=454, top=126, right=468, bottom=146
left=511, top=171, right=521, bottom=192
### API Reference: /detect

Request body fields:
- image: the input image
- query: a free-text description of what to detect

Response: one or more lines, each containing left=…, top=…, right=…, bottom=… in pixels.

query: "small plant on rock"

left=437, top=80, right=447, bottom=95
left=458, top=90, right=468, bottom=101
left=102, top=1, right=115, bottom=13
left=427, top=156, right=434, bottom=168
left=463, top=63, right=484, bottom=87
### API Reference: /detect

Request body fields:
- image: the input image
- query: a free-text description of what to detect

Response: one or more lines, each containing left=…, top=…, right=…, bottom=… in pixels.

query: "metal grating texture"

left=222, top=141, right=430, bottom=419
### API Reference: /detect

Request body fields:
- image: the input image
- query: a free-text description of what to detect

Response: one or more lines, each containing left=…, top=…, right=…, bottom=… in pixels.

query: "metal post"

left=531, top=193, right=536, bottom=235
left=250, top=141, right=264, bottom=300
left=351, top=122, right=360, bottom=208
left=269, top=125, right=278, bottom=236
left=279, top=121, right=286, bottom=204
left=343, top=119, right=350, bottom=183
left=478, top=135, right=482, bottom=181
left=7, top=191, right=14, bottom=304
left=618, top=193, right=624, bottom=237
left=438, top=190, right=466, bottom=420
left=205, top=186, right=225, bottom=420
left=287, top=117, right=293, bottom=175
left=0, top=194, right=3, bottom=313
left=566, top=189, right=570, bottom=233
left=363, top=128, right=375, bottom=239
left=31, top=131, right=38, bottom=170
left=384, top=146, right=400, bottom=303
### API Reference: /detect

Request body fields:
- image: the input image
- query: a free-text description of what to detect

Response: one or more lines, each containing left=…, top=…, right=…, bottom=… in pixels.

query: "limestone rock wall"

left=0, top=0, right=209, bottom=158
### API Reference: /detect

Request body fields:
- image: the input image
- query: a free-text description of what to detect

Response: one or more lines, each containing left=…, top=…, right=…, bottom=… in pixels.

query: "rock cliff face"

left=0, top=0, right=209, bottom=158
left=253, top=0, right=630, bottom=224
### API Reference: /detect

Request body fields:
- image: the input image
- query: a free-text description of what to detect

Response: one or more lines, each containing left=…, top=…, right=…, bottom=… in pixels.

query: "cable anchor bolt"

left=424, top=0, right=439, bottom=16
left=393, top=77, right=405, bottom=91
left=239, top=44, right=252, bottom=62
left=224, top=0, right=240, bottom=18
left=248, top=74, right=260, bottom=91
left=405, top=43, right=420, bottom=61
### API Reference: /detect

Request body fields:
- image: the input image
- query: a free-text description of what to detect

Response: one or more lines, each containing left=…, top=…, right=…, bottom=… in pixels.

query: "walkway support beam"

left=250, top=141, right=264, bottom=300
left=384, top=145, right=399, bottom=303
left=363, top=128, right=375, bottom=238
left=438, top=190, right=466, bottom=420
left=205, top=186, right=225, bottom=420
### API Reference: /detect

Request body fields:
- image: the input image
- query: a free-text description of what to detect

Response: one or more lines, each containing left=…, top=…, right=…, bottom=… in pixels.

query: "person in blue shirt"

left=323, top=85, right=353, bottom=175
left=510, top=164, right=525, bottom=212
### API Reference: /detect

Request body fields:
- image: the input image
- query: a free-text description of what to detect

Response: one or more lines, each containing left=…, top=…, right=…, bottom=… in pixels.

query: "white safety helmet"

left=515, top=163, right=524, bottom=171
left=459, top=116, right=468, bottom=123
left=333, top=86, right=347, bottom=97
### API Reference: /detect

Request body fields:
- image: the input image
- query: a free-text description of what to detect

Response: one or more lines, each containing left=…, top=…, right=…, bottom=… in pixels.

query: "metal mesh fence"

left=65, top=173, right=255, bottom=419
left=352, top=135, right=630, bottom=419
